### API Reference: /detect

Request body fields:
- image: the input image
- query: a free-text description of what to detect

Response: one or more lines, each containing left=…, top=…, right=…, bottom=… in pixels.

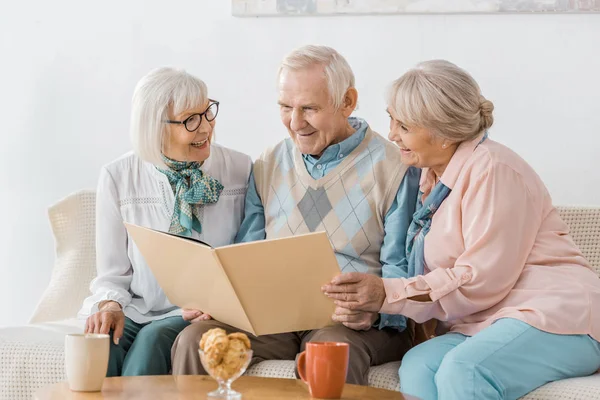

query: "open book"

left=124, top=223, right=340, bottom=336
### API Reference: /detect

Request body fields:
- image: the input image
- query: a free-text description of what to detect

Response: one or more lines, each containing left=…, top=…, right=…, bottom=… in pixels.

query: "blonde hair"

left=278, top=45, right=355, bottom=110
left=387, top=60, right=494, bottom=143
left=130, top=67, right=208, bottom=168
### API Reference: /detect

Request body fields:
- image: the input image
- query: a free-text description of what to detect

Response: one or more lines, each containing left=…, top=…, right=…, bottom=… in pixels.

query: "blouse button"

left=393, top=293, right=400, bottom=300
left=462, top=273, right=472, bottom=282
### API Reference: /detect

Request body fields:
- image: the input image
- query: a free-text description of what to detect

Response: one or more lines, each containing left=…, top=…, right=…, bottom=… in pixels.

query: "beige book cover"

left=124, top=223, right=340, bottom=336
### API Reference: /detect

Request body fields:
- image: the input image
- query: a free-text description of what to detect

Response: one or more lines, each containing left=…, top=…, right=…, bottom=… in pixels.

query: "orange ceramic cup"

left=297, top=342, right=349, bottom=399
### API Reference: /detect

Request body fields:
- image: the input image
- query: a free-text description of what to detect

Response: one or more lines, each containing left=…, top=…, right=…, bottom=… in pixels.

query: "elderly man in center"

left=171, top=45, right=420, bottom=385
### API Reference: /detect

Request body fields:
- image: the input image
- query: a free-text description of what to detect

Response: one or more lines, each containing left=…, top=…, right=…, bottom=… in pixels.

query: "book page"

left=215, top=232, right=339, bottom=336
left=124, top=223, right=255, bottom=334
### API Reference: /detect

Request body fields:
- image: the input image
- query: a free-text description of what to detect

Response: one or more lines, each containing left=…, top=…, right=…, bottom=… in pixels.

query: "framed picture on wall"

left=232, top=0, right=600, bottom=17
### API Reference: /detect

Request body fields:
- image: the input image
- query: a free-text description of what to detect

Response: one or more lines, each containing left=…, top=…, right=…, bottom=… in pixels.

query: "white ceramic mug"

left=65, top=333, right=110, bottom=391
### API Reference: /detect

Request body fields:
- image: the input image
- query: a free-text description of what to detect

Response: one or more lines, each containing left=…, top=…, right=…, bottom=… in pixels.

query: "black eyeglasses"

left=163, top=99, right=219, bottom=132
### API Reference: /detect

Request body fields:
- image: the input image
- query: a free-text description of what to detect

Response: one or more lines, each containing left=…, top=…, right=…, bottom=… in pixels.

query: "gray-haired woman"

left=78, top=67, right=251, bottom=376
left=324, top=60, right=600, bottom=399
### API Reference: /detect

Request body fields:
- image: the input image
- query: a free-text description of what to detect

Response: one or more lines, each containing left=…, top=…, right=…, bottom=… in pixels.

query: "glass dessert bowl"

left=199, top=349, right=253, bottom=399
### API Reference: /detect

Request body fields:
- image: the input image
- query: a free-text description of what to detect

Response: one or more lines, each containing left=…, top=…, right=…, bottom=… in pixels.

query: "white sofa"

left=1, top=190, right=599, bottom=400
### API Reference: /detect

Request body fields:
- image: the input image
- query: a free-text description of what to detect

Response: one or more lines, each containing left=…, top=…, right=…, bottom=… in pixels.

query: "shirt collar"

left=420, top=132, right=486, bottom=194
left=303, top=117, right=368, bottom=164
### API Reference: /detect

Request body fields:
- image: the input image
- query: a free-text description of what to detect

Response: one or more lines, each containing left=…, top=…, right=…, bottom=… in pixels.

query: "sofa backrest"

left=29, top=190, right=600, bottom=323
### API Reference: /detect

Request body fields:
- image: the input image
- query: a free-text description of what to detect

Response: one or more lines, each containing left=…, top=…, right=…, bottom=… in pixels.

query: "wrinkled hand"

left=182, top=309, right=212, bottom=323
left=331, top=307, right=378, bottom=331
left=85, top=301, right=125, bottom=345
left=322, top=272, right=386, bottom=313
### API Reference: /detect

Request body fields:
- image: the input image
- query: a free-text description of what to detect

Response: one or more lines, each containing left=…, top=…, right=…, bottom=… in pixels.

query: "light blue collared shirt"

left=235, top=118, right=420, bottom=331
left=302, top=118, right=368, bottom=179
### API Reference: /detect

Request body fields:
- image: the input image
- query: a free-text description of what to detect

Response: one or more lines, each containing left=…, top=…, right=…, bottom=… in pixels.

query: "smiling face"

left=163, top=100, right=215, bottom=163
left=278, top=65, right=357, bottom=157
left=387, top=107, right=457, bottom=177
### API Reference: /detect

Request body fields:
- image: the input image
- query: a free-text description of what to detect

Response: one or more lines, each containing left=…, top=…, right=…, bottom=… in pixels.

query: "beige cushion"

left=246, top=360, right=403, bottom=390
left=523, top=374, right=600, bottom=400
left=29, top=190, right=96, bottom=324
left=0, top=319, right=83, bottom=400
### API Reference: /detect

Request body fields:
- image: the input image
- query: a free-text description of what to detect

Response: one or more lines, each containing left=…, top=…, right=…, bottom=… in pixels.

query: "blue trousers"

left=400, top=318, right=600, bottom=400
left=107, top=316, right=190, bottom=377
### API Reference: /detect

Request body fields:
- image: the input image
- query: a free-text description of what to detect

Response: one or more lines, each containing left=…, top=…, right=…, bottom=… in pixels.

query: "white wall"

left=0, top=0, right=599, bottom=327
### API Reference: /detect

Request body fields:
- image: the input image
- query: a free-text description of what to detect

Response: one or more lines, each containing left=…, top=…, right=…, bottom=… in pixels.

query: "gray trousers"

left=171, top=320, right=412, bottom=385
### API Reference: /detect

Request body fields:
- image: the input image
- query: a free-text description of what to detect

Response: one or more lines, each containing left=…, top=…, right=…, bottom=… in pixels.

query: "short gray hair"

left=278, top=45, right=355, bottom=110
left=387, top=60, right=494, bottom=143
left=130, top=67, right=208, bottom=167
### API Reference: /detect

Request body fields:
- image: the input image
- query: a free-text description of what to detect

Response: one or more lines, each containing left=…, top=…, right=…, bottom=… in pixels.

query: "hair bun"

left=479, top=96, right=494, bottom=131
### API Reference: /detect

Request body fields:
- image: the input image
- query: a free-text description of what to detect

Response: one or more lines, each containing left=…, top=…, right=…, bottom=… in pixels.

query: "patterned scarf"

left=406, top=182, right=452, bottom=277
left=406, top=132, right=488, bottom=277
left=158, top=155, right=224, bottom=236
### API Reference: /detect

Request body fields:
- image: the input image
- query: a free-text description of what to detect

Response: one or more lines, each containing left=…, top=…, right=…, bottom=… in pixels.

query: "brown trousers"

left=171, top=320, right=412, bottom=385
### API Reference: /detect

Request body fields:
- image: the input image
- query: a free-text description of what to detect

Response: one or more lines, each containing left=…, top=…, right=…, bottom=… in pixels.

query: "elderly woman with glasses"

left=323, top=60, right=600, bottom=399
left=78, top=67, right=251, bottom=377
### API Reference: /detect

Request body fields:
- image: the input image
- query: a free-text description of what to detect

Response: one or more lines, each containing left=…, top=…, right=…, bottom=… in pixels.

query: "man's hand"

left=85, top=301, right=125, bottom=345
left=331, top=307, right=378, bottom=331
left=182, top=309, right=212, bottom=323
left=322, top=272, right=386, bottom=313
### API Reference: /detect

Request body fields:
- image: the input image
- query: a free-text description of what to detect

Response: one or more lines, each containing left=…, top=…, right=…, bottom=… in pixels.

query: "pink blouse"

left=380, top=133, right=600, bottom=341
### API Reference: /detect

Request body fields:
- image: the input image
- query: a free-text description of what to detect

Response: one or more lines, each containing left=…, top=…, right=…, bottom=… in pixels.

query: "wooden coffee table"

left=35, top=375, right=418, bottom=399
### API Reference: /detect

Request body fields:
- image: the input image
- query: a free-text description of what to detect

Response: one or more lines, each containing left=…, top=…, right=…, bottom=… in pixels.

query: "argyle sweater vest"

left=253, top=128, right=408, bottom=275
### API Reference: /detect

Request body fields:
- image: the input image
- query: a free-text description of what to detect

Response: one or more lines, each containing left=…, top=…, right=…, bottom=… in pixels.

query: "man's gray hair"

left=130, top=67, right=208, bottom=168
left=278, top=45, right=355, bottom=110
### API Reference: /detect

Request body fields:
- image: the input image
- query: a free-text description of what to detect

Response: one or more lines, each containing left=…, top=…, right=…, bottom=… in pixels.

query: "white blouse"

left=78, top=144, right=252, bottom=323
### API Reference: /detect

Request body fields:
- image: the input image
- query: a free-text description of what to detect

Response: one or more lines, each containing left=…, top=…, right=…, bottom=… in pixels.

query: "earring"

left=442, top=143, right=448, bottom=149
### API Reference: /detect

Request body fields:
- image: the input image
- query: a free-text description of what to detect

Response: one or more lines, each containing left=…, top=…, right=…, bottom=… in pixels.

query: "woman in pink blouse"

left=322, top=60, right=600, bottom=400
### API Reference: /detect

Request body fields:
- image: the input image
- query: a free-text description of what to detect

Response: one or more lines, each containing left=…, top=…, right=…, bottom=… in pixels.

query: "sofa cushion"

left=0, top=319, right=83, bottom=399
left=245, top=359, right=403, bottom=391
left=246, top=360, right=296, bottom=379
left=522, top=374, right=600, bottom=399
left=29, top=191, right=97, bottom=324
